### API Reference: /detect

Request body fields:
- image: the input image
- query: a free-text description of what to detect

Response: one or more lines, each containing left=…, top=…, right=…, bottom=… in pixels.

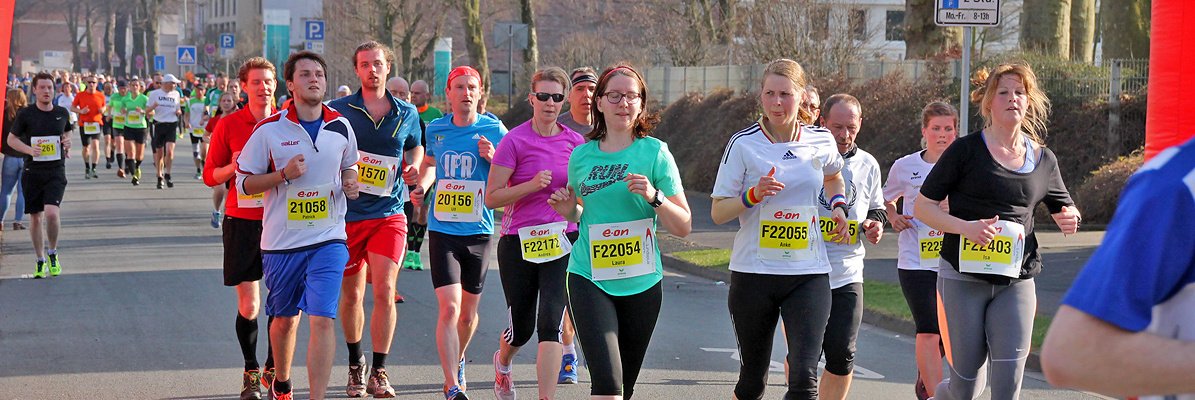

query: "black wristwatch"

left=648, top=188, right=663, bottom=208
left=833, top=203, right=849, bottom=216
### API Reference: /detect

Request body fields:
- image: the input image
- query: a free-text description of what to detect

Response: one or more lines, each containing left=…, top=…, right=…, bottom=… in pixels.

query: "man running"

left=123, top=80, right=150, bottom=185
left=205, top=57, right=279, bottom=400
left=6, top=72, right=72, bottom=278
left=386, top=77, right=410, bottom=102
left=146, top=74, right=183, bottom=189
left=185, top=84, right=210, bottom=179
left=404, top=78, right=441, bottom=271
left=101, top=81, right=117, bottom=169
left=411, top=80, right=442, bottom=124
left=236, top=51, right=360, bottom=400
left=70, top=75, right=106, bottom=179
left=328, top=40, right=423, bottom=398
left=556, top=67, right=595, bottom=136
left=109, top=80, right=128, bottom=178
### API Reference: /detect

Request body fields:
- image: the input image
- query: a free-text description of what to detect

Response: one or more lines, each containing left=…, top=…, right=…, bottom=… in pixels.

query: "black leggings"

left=729, top=271, right=831, bottom=400
left=567, top=273, right=662, bottom=398
left=496, top=232, right=577, bottom=346
left=822, top=282, right=863, bottom=376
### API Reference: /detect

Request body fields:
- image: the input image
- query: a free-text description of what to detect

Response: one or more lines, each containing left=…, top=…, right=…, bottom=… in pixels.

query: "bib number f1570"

left=588, top=218, right=655, bottom=281
left=758, top=204, right=818, bottom=261
left=356, top=151, right=400, bottom=197
left=958, top=220, right=1025, bottom=278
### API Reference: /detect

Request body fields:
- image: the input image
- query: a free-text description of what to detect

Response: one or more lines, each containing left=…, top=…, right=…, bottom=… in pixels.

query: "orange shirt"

left=72, top=91, right=107, bottom=124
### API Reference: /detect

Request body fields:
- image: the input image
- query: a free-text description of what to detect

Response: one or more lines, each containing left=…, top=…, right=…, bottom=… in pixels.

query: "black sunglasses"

left=533, top=92, right=565, bottom=103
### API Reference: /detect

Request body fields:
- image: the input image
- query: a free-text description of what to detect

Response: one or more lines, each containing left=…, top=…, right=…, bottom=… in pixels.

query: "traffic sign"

left=305, top=20, right=325, bottom=41
left=305, top=41, right=325, bottom=55
left=153, top=55, right=165, bottom=71
left=935, top=0, right=1001, bottom=26
left=219, top=33, right=235, bottom=49
left=177, top=46, right=197, bottom=65
left=204, top=43, right=217, bottom=56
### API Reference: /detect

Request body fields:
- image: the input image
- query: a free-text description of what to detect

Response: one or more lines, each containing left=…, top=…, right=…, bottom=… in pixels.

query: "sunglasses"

left=533, top=92, right=565, bottom=103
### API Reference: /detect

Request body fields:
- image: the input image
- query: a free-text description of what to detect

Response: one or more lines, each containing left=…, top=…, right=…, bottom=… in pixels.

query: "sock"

left=408, top=223, right=427, bottom=252
left=136, top=160, right=143, bottom=168
left=496, top=357, right=511, bottom=374
left=116, top=154, right=125, bottom=169
left=264, top=316, right=275, bottom=370
left=347, top=341, right=363, bottom=365
left=47, top=249, right=56, bottom=256
left=165, top=173, right=172, bottom=180
left=274, top=379, right=291, bottom=394
left=372, top=352, right=387, bottom=370
left=37, top=257, right=46, bottom=262
left=563, top=343, right=576, bottom=356
left=235, top=313, right=260, bottom=371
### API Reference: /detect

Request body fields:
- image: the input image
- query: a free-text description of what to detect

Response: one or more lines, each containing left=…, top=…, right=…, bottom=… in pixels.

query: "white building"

left=822, top=0, right=1023, bottom=60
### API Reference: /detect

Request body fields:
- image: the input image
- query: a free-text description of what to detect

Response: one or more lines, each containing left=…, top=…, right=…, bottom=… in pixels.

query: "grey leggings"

left=934, top=271, right=1035, bottom=400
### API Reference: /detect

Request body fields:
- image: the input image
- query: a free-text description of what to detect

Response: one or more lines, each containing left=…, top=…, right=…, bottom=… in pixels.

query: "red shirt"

left=72, top=91, right=107, bottom=124
left=203, top=108, right=269, bottom=220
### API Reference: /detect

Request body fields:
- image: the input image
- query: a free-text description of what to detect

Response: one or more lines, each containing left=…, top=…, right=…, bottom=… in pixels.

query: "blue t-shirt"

left=299, top=118, right=321, bottom=142
left=329, top=91, right=422, bottom=221
left=425, top=113, right=508, bottom=236
left=1063, top=138, right=1195, bottom=341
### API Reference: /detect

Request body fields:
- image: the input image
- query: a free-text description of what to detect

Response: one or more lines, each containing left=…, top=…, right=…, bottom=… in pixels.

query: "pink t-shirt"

left=491, top=120, right=585, bottom=235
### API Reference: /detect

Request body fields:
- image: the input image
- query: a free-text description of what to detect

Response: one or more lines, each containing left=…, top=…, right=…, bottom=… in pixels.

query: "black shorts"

left=899, top=269, right=940, bottom=334
left=123, top=127, right=147, bottom=144
left=79, top=132, right=101, bottom=146
left=223, top=216, right=264, bottom=286
left=151, top=122, right=178, bottom=149
left=22, top=168, right=67, bottom=214
left=189, top=133, right=204, bottom=145
left=113, top=127, right=124, bottom=139
left=428, top=231, right=494, bottom=294
left=102, top=118, right=113, bottom=136
left=823, top=282, right=863, bottom=376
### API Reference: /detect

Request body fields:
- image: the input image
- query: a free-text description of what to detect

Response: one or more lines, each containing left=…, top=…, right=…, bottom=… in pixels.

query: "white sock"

left=563, top=344, right=576, bottom=356
left=496, top=359, right=511, bottom=374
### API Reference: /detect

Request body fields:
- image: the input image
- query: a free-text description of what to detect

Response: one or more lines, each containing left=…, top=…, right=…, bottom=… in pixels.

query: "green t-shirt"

left=206, top=89, right=223, bottom=116
left=109, top=93, right=127, bottom=129
left=419, top=106, right=444, bottom=124
left=566, top=136, right=684, bottom=296
left=124, top=94, right=149, bottom=129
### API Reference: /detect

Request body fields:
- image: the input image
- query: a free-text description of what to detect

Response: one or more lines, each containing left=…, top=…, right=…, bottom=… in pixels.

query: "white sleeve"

left=866, top=157, right=885, bottom=211
left=821, top=147, right=844, bottom=176
left=145, top=91, right=158, bottom=109
left=340, top=121, right=360, bottom=171
left=711, top=138, right=747, bottom=199
left=235, top=125, right=272, bottom=195
left=882, top=159, right=904, bottom=203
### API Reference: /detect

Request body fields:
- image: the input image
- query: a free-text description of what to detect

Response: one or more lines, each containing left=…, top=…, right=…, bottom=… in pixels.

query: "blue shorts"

left=262, top=242, right=349, bottom=318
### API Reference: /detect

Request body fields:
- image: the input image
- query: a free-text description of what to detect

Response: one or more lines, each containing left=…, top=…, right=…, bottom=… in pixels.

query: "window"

left=849, top=9, right=867, bottom=41
left=811, top=7, right=830, bottom=41
left=886, top=10, right=905, bottom=41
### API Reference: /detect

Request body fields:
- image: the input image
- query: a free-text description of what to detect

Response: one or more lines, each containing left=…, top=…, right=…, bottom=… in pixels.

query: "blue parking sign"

left=305, top=20, right=325, bottom=41
left=220, top=34, right=235, bottom=49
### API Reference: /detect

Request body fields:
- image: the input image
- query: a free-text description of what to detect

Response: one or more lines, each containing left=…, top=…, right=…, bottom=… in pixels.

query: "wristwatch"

left=648, top=188, right=663, bottom=208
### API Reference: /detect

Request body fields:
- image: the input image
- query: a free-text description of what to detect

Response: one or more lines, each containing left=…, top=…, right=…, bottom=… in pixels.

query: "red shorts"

left=344, top=214, right=409, bottom=277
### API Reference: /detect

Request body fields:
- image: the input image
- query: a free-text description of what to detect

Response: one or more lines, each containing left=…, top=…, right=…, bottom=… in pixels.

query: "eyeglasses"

left=602, top=91, right=641, bottom=104
left=533, top=92, right=565, bottom=103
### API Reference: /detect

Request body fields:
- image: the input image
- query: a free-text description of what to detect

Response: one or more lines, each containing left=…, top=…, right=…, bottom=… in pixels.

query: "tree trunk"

left=114, top=6, right=130, bottom=76
left=903, top=0, right=962, bottom=59
left=103, top=4, right=114, bottom=73
left=457, top=0, right=490, bottom=93
left=519, top=0, right=538, bottom=89
left=131, top=0, right=146, bottom=76
left=1099, top=0, right=1150, bottom=60
left=1020, top=0, right=1071, bottom=58
left=66, top=2, right=83, bottom=72
left=83, top=1, right=96, bottom=71
left=144, top=0, right=160, bottom=73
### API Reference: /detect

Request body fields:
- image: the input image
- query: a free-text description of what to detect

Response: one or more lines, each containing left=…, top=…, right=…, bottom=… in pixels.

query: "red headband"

left=446, top=66, right=482, bottom=91
left=602, top=66, right=640, bottom=80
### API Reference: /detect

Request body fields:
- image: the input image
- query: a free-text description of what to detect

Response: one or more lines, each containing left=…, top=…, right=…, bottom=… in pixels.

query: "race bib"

left=518, top=221, right=572, bottom=263
left=356, top=151, right=400, bottom=197
left=83, top=122, right=102, bottom=135
left=113, top=115, right=126, bottom=125
left=237, top=190, right=264, bottom=209
left=819, top=217, right=858, bottom=245
left=286, top=184, right=334, bottom=230
left=758, top=204, right=818, bottom=261
left=127, top=111, right=144, bottom=125
left=917, top=224, right=944, bottom=269
left=433, top=179, right=484, bottom=223
left=958, top=220, right=1026, bottom=278
left=588, top=218, right=655, bottom=281
left=191, top=128, right=205, bottom=138
left=32, top=136, right=61, bottom=162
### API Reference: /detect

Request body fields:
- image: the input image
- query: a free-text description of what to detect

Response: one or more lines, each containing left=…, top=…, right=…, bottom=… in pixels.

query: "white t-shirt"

left=819, top=148, right=884, bottom=289
left=712, top=122, right=844, bottom=276
left=187, top=99, right=207, bottom=129
left=882, top=151, right=940, bottom=271
left=55, top=93, right=77, bottom=124
left=146, top=89, right=182, bottom=123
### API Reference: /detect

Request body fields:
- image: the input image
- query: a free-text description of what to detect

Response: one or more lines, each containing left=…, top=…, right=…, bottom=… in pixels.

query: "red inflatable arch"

left=1144, top=1, right=1195, bottom=160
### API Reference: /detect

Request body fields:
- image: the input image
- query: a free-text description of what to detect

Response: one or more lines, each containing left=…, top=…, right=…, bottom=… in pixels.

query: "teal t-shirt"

left=566, top=136, right=683, bottom=296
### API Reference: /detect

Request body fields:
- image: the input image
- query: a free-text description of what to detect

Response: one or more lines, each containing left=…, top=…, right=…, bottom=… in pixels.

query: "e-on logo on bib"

left=439, top=150, right=478, bottom=179
left=578, top=163, right=628, bottom=196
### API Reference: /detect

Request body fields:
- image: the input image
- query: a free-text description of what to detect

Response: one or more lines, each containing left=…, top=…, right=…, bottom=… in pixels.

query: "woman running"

left=881, top=101, right=958, bottom=399
left=548, top=63, right=692, bottom=400
left=204, top=92, right=239, bottom=228
left=710, top=58, right=849, bottom=400
left=122, top=80, right=149, bottom=186
left=914, top=63, right=1081, bottom=400
left=185, top=84, right=210, bottom=180
left=2, top=88, right=28, bottom=231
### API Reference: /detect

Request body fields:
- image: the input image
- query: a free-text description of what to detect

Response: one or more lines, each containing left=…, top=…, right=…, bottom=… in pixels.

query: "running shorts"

left=262, top=241, right=349, bottom=318
left=22, top=168, right=67, bottom=214
left=428, top=231, right=494, bottom=294
left=223, top=216, right=264, bottom=286
left=344, top=214, right=409, bottom=277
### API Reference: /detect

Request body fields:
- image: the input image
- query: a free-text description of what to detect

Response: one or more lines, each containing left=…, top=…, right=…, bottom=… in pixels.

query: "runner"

left=914, top=63, right=1081, bottom=400
left=109, top=80, right=128, bottom=178
left=54, top=81, right=76, bottom=127
left=185, top=84, right=209, bottom=180
left=405, top=79, right=441, bottom=272
left=1041, top=136, right=1195, bottom=399
left=547, top=63, right=692, bottom=399
left=101, top=82, right=117, bottom=169
left=709, top=58, right=848, bottom=400
left=146, top=74, right=183, bottom=189
left=327, top=41, right=423, bottom=398
left=413, top=65, right=507, bottom=400
left=123, top=80, right=149, bottom=186
left=204, top=57, right=278, bottom=400
left=69, top=75, right=105, bottom=179
left=803, top=85, right=821, bottom=126
left=336, top=85, right=353, bottom=99
left=205, top=92, right=239, bottom=229
left=486, top=66, right=584, bottom=400
left=386, top=77, right=410, bottom=102
left=5, top=72, right=73, bottom=278
left=1, top=88, right=28, bottom=231
left=881, top=101, right=958, bottom=399
left=816, top=93, right=886, bottom=400
left=412, top=80, right=443, bottom=124
left=235, top=51, right=361, bottom=400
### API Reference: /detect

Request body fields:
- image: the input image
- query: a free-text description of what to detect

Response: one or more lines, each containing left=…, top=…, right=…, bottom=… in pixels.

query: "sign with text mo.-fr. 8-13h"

left=936, top=0, right=1001, bottom=27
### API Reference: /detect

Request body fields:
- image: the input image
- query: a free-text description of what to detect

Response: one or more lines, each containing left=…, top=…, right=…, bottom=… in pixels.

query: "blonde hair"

left=5, top=88, right=27, bottom=121
left=970, top=63, right=1050, bottom=145
left=531, top=67, right=569, bottom=93
left=761, top=59, right=814, bottom=125
left=920, top=101, right=958, bottom=148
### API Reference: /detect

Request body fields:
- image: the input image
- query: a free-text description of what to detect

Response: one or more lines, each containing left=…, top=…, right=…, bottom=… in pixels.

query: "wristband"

left=279, top=169, right=290, bottom=185
left=830, top=194, right=847, bottom=209
left=742, top=187, right=762, bottom=208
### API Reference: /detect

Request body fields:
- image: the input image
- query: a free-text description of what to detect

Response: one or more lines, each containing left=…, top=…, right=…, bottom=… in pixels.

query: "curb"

left=660, top=251, right=1045, bottom=373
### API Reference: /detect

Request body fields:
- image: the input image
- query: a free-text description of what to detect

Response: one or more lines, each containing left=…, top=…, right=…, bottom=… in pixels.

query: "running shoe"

left=13, top=222, right=26, bottom=230
left=33, top=260, right=47, bottom=279
left=48, top=253, right=61, bottom=276
left=84, top=169, right=91, bottom=179
left=241, top=370, right=263, bottom=400
left=394, top=292, right=405, bottom=303
left=106, top=159, right=112, bottom=169
left=558, top=353, right=579, bottom=384
left=117, top=168, right=126, bottom=178
left=157, top=177, right=164, bottom=189
left=89, top=169, right=99, bottom=179
left=444, top=385, right=468, bottom=400
left=366, top=367, right=397, bottom=398
left=492, top=351, right=516, bottom=400
left=346, top=357, right=367, bottom=398
left=211, top=211, right=221, bottom=229
left=194, top=172, right=202, bottom=180
left=915, top=372, right=929, bottom=400
left=131, top=176, right=140, bottom=186
left=165, top=174, right=174, bottom=188
left=268, top=385, right=292, bottom=400
left=260, top=368, right=275, bottom=390
left=405, top=251, right=424, bottom=270
left=457, top=358, right=467, bottom=390
left=134, top=167, right=142, bottom=180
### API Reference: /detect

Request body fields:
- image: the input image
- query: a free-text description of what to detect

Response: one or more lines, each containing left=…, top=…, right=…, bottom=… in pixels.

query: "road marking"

left=701, top=347, right=885, bottom=379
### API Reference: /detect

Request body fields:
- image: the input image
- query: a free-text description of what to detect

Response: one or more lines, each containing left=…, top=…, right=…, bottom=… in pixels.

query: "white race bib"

left=191, top=127, right=206, bottom=138
left=433, top=179, right=484, bottom=223
left=83, top=122, right=102, bottom=135
left=286, top=184, right=334, bottom=230
left=819, top=217, right=859, bottom=245
left=758, top=204, right=818, bottom=261
left=958, top=220, right=1026, bottom=278
left=32, top=136, right=62, bottom=161
left=113, top=114, right=126, bottom=125
left=127, top=111, right=144, bottom=125
left=356, top=151, right=400, bottom=197
left=237, top=190, right=264, bottom=209
left=588, top=218, right=655, bottom=281
left=917, top=224, right=944, bottom=269
left=517, top=221, right=572, bottom=263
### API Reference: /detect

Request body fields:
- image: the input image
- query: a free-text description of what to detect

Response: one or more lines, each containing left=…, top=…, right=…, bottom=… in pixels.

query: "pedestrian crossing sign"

left=177, top=46, right=197, bottom=65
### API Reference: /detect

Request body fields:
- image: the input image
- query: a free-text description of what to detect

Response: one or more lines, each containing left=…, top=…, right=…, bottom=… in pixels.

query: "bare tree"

left=519, top=0, right=539, bottom=88
left=65, top=0, right=99, bottom=72
left=457, top=0, right=491, bottom=92
left=1021, top=0, right=1071, bottom=58
left=635, top=0, right=727, bottom=66
left=741, top=0, right=872, bottom=78
left=1099, top=0, right=1150, bottom=60
left=904, top=0, right=962, bottom=59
